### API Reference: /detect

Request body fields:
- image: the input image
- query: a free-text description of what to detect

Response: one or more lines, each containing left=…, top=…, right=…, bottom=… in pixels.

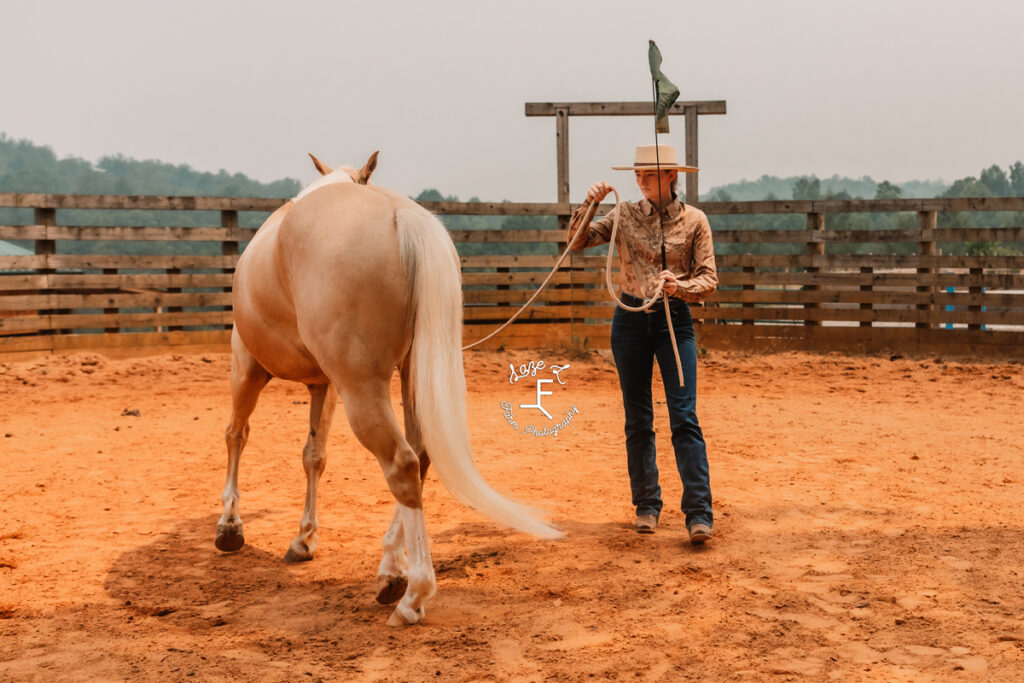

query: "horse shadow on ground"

left=100, top=513, right=594, bottom=637
left=102, top=513, right=398, bottom=637
left=98, top=513, right=668, bottom=637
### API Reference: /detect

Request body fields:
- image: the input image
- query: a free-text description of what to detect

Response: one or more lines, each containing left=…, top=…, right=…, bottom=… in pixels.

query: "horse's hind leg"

left=284, top=382, right=338, bottom=562
left=216, top=333, right=271, bottom=552
left=399, top=356, right=431, bottom=484
left=339, top=378, right=435, bottom=626
left=376, top=358, right=431, bottom=605
left=376, top=505, right=408, bottom=604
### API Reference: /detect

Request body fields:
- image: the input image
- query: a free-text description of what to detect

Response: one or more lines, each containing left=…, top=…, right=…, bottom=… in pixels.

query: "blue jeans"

left=610, top=299, right=713, bottom=529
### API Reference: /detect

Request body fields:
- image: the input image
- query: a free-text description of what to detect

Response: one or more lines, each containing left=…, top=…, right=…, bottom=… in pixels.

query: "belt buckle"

left=642, top=296, right=657, bottom=314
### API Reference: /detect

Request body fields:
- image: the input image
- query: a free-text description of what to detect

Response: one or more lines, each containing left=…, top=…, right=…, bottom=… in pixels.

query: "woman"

left=567, top=144, right=717, bottom=544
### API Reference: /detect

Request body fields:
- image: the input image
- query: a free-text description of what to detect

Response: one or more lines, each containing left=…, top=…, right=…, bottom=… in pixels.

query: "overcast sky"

left=2, top=0, right=1022, bottom=202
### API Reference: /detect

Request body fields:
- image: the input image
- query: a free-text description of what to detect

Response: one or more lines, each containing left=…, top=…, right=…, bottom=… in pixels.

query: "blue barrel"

left=946, top=285, right=987, bottom=329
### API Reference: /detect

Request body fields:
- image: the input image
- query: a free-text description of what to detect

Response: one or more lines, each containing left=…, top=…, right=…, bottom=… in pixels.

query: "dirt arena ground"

left=1, top=346, right=1022, bottom=681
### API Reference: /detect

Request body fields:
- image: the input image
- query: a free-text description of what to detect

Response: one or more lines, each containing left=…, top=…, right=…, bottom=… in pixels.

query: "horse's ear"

left=359, top=150, right=379, bottom=184
left=308, top=153, right=333, bottom=176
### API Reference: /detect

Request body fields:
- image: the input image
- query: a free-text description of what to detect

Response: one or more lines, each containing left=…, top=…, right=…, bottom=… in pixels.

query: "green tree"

left=1009, top=161, right=1024, bottom=195
left=979, top=164, right=1011, bottom=196
left=415, top=188, right=445, bottom=202
left=943, top=177, right=993, bottom=198
left=792, top=176, right=821, bottom=200
left=940, top=176, right=993, bottom=235
left=824, top=189, right=854, bottom=230
left=874, top=180, right=902, bottom=200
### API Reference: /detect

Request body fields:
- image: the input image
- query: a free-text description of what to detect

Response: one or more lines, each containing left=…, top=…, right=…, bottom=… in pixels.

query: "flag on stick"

left=648, top=40, right=679, bottom=134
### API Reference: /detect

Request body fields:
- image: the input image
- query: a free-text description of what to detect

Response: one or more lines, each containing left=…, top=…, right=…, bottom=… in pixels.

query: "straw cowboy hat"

left=612, top=144, right=698, bottom=172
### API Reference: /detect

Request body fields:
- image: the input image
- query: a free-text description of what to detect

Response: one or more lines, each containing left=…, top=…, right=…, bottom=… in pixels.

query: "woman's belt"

left=620, top=292, right=690, bottom=314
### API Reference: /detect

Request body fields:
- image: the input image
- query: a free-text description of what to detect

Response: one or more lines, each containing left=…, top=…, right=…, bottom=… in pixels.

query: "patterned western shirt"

left=567, top=196, right=718, bottom=302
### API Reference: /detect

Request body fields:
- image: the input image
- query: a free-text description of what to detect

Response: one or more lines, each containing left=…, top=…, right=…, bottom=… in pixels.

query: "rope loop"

left=462, top=186, right=685, bottom=387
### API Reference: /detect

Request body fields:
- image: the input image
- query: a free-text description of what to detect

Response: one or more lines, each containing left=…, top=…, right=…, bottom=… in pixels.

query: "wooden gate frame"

left=524, top=100, right=728, bottom=220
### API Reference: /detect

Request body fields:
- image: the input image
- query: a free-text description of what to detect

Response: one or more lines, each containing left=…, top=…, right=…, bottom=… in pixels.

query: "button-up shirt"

left=567, top=196, right=718, bottom=302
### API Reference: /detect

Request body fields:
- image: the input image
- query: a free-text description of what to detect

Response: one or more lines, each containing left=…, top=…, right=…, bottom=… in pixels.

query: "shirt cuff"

left=672, top=284, right=709, bottom=302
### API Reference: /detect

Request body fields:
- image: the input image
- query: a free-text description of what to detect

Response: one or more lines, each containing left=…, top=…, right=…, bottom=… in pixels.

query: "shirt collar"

left=639, top=194, right=684, bottom=220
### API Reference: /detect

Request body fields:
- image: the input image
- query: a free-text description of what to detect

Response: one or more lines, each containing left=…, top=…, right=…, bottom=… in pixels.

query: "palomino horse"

left=215, top=152, right=561, bottom=626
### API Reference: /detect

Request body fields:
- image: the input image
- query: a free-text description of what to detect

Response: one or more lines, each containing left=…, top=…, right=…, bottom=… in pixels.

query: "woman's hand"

left=587, top=181, right=612, bottom=204
left=658, top=270, right=680, bottom=296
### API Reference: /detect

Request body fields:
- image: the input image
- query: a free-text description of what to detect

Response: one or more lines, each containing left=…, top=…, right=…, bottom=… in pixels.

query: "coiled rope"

left=462, top=186, right=685, bottom=387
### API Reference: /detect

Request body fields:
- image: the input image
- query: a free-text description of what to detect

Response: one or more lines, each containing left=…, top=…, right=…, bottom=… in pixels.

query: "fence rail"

left=2, top=192, right=1023, bottom=359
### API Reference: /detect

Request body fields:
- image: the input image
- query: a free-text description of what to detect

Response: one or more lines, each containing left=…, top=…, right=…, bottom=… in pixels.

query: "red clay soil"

left=1, top=347, right=1022, bottom=681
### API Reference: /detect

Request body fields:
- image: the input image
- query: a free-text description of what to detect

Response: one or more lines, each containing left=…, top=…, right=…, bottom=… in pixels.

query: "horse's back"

left=277, top=183, right=415, bottom=377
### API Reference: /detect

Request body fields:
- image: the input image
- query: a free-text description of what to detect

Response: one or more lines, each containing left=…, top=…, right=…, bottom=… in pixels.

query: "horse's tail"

left=395, top=205, right=562, bottom=540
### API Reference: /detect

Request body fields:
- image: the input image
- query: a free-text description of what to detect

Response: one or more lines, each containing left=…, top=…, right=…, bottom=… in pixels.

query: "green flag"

left=648, top=40, right=680, bottom=134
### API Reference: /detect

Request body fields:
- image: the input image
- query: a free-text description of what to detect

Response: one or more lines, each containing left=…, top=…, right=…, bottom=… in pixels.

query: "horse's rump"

left=270, top=184, right=413, bottom=377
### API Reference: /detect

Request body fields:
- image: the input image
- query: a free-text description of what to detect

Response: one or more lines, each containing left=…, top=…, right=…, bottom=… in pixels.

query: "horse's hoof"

left=376, top=575, right=408, bottom=605
left=215, top=525, right=245, bottom=552
left=386, top=604, right=425, bottom=627
left=283, top=547, right=313, bottom=563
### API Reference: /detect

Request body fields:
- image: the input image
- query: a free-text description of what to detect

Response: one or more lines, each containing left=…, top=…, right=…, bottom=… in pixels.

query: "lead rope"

left=462, top=186, right=685, bottom=387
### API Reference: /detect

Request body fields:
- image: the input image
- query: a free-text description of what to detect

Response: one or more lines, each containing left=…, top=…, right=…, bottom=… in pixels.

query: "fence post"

left=33, top=208, right=57, bottom=336
left=917, top=211, right=937, bottom=330
left=860, top=266, right=873, bottom=327
left=221, top=210, right=239, bottom=331
left=554, top=106, right=577, bottom=332
left=684, top=105, right=699, bottom=204
left=804, top=212, right=825, bottom=327
left=555, top=106, right=570, bottom=229
left=103, top=267, right=119, bottom=334
left=165, top=266, right=182, bottom=332
left=742, top=265, right=755, bottom=326
left=968, top=266, right=983, bottom=331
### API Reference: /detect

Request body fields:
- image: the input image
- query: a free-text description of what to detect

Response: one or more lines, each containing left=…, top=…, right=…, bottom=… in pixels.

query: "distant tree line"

left=1, top=134, right=1021, bottom=257
left=0, top=134, right=301, bottom=255
left=703, top=165, right=1024, bottom=256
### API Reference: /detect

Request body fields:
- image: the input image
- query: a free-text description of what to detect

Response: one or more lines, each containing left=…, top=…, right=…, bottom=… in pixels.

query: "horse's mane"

left=293, top=168, right=357, bottom=202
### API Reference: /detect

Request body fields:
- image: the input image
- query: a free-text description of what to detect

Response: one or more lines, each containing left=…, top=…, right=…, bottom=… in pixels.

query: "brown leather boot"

left=688, top=523, right=712, bottom=544
left=634, top=515, right=658, bottom=534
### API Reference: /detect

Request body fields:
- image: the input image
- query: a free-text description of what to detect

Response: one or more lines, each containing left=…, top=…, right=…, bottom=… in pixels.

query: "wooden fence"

left=1, top=193, right=1023, bottom=360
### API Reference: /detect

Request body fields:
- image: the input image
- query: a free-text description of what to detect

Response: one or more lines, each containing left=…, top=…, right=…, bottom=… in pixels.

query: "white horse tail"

left=394, top=205, right=562, bottom=540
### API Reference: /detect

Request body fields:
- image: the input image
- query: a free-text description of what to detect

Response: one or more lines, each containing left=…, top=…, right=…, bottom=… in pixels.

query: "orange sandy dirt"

left=1, top=348, right=1022, bottom=681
